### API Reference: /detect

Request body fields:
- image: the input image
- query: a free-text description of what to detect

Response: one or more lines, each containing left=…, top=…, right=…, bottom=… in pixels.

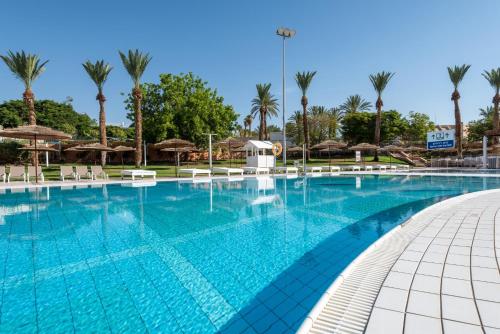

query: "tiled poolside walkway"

left=300, top=189, right=500, bottom=334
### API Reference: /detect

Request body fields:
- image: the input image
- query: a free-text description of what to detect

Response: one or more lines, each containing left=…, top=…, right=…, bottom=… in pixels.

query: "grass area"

left=35, top=156, right=405, bottom=181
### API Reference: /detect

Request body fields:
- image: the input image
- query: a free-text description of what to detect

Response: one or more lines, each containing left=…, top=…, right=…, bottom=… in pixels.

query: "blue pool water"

left=1, top=175, right=499, bottom=333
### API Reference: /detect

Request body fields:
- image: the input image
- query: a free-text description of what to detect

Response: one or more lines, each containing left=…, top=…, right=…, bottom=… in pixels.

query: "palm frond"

left=369, top=71, right=395, bottom=96
left=339, top=94, right=372, bottom=113
left=0, top=50, right=48, bottom=89
left=447, top=64, right=471, bottom=88
left=119, top=49, right=152, bottom=87
left=482, top=68, right=500, bottom=89
left=82, top=60, right=113, bottom=91
left=295, top=71, right=317, bottom=95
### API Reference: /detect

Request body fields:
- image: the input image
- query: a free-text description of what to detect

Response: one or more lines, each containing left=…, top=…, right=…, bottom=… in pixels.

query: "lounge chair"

left=321, top=166, right=341, bottom=173
left=212, top=167, right=244, bottom=176
left=0, top=166, right=6, bottom=183
left=178, top=168, right=211, bottom=179
left=304, top=166, right=322, bottom=174
left=243, top=167, right=269, bottom=175
left=121, top=169, right=157, bottom=180
left=75, top=166, right=91, bottom=181
left=274, top=166, right=298, bottom=175
left=27, top=166, right=44, bottom=182
left=7, top=166, right=26, bottom=183
left=388, top=165, right=398, bottom=171
left=344, top=165, right=361, bottom=171
left=374, top=165, right=388, bottom=171
left=363, top=165, right=373, bottom=171
left=90, top=166, right=108, bottom=180
left=397, top=165, right=410, bottom=170
left=60, top=166, right=77, bottom=181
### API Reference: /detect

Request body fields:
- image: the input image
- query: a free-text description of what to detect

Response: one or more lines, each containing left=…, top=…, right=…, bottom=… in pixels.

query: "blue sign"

left=427, top=140, right=454, bottom=150
left=427, top=130, right=455, bottom=150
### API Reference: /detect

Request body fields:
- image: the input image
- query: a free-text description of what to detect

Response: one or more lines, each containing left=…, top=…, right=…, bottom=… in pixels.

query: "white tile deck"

left=298, top=189, right=500, bottom=334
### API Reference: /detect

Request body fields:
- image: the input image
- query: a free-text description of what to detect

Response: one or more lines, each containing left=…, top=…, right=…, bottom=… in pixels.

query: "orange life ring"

left=272, top=142, right=283, bottom=156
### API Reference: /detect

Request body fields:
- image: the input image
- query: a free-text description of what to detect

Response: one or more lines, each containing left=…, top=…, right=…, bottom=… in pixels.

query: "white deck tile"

left=441, top=295, right=481, bottom=325
left=364, top=308, right=403, bottom=334
left=476, top=300, right=500, bottom=328
left=411, top=274, right=441, bottom=294
left=404, top=313, right=441, bottom=334
left=406, top=291, right=441, bottom=318
left=441, top=277, right=473, bottom=299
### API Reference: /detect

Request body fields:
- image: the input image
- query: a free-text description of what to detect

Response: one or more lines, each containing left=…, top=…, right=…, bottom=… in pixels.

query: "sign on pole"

left=355, top=151, right=361, bottom=162
left=427, top=130, right=455, bottom=150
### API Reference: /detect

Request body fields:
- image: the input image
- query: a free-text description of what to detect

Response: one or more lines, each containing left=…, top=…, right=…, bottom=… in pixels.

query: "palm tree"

left=328, top=108, right=345, bottom=138
left=243, top=115, right=253, bottom=137
left=250, top=83, right=279, bottom=140
left=83, top=60, right=113, bottom=166
left=295, top=71, right=317, bottom=159
left=482, top=68, right=500, bottom=142
left=339, top=94, right=372, bottom=113
left=447, top=64, right=471, bottom=158
left=119, top=49, right=152, bottom=167
left=369, top=71, right=394, bottom=161
left=1, top=50, right=48, bottom=165
left=288, top=110, right=303, bottom=145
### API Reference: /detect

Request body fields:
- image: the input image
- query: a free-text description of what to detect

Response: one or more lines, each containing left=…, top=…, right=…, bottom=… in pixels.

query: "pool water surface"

left=1, top=175, right=499, bottom=333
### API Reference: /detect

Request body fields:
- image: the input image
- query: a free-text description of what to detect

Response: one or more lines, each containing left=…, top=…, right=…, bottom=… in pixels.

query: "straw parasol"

left=113, top=145, right=136, bottom=169
left=155, top=139, right=195, bottom=176
left=381, top=145, right=404, bottom=165
left=65, top=143, right=116, bottom=165
left=18, top=145, right=58, bottom=152
left=287, top=146, right=307, bottom=153
left=0, top=125, right=72, bottom=183
left=348, top=143, right=380, bottom=151
left=215, top=137, right=247, bottom=167
left=161, top=146, right=200, bottom=173
left=311, top=140, right=347, bottom=150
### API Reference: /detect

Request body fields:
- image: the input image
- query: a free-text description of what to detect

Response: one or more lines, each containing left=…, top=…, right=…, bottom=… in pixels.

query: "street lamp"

left=276, top=27, right=295, bottom=166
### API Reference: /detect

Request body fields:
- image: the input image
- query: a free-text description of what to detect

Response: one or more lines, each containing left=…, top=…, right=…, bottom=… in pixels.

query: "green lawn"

left=37, top=156, right=405, bottom=181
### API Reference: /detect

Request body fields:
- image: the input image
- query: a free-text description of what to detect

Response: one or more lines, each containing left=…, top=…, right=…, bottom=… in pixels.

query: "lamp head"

left=276, top=27, right=296, bottom=38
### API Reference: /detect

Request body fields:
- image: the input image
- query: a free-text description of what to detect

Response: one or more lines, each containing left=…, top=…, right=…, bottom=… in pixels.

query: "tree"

left=405, top=111, right=434, bottom=142
left=125, top=73, right=237, bottom=147
left=83, top=60, right=113, bottom=165
left=119, top=49, right=151, bottom=167
left=1, top=51, right=48, bottom=165
left=447, top=64, right=471, bottom=158
left=339, top=95, right=372, bottom=113
left=0, top=99, right=97, bottom=138
left=287, top=111, right=303, bottom=145
left=327, top=108, right=344, bottom=139
left=369, top=71, right=394, bottom=161
left=482, top=68, right=500, bottom=142
left=250, top=83, right=278, bottom=140
left=295, top=71, right=317, bottom=159
left=243, top=115, right=253, bottom=137
left=106, top=125, right=134, bottom=141
left=467, top=107, right=494, bottom=142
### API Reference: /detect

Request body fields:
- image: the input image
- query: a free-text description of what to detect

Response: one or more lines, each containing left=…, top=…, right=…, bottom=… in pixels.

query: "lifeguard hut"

left=244, top=140, right=275, bottom=168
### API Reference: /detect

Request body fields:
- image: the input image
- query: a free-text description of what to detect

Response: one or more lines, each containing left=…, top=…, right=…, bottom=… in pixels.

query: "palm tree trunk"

left=494, top=89, right=500, bottom=144
left=453, top=95, right=463, bottom=158
left=259, top=109, right=265, bottom=140
left=302, top=96, right=310, bottom=160
left=98, top=93, right=108, bottom=166
left=23, top=89, right=38, bottom=166
left=133, top=88, right=143, bottom=168
left=374, top=97, right=382, bottom=161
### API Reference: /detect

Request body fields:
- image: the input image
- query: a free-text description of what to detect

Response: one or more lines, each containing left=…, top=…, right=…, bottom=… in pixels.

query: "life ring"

left=272, top=142, right=283, bottom=157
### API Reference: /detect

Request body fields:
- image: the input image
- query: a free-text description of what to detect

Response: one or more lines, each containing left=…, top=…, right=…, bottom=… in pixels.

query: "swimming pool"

left=1, top=175, right=499, bottom=333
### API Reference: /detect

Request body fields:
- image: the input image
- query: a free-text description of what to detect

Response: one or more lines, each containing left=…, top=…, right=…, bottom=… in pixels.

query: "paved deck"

left=299, top=189, right=500, bottom=334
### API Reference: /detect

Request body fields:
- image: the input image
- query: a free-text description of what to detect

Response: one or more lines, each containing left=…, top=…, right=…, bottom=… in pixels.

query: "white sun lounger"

left=374, top=165, right=388, bottom=171
left=274, top=166, right=299, bottom=175
left=388, top=165, right=398, bottom=171
left=397, top=165, right=410, bottom=170
left=344, top=165, right=361, bottom=171
left=121, top=169, right=157, bottom=180
left=363, top=165, right=373, bottom=171
left=304, top=166, right=323, bottom=173
left=212, top=167, right=244, bottom=176
left=27, top=166, right=45, bottom=182
left=243, top=167, right=269, bottom=175
left=321, top=166, right=341, bottom=173
left=178, top=168, right=211, bottom=179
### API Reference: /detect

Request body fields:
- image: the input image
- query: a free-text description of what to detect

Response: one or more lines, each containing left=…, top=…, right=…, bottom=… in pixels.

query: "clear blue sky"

left=1, top=0, right=499, bottom=127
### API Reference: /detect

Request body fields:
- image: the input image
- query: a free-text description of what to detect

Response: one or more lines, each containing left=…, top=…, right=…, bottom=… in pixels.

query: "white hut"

left=244, top=140, right=275, bottom=168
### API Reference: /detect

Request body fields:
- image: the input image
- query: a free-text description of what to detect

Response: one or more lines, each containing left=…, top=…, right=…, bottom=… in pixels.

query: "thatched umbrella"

left=215, top=137, right=246, bottom=167
left=161, top=146, right=200, bottom=174
left=155, top=139, right=195, bottom=176
left=381, top=145, right=404, bottom=166
left=312, top=140, right=347, bottom=167
left=349, top=143, right=380, bottom=164
left=0, top=125, right=72, bottom=183
left=113, top=145, right=136, bottom=169
left=19, top=144, right=58, bottom=168
left=65, top=143, right=116, bottom=165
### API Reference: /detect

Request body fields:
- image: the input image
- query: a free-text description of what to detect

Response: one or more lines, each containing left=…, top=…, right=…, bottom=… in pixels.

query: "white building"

left=243, top=140, right=275, bottom=168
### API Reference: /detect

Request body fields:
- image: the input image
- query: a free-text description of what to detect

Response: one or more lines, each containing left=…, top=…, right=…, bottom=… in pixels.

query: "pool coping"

left=296, top=187, right=500, bottom=333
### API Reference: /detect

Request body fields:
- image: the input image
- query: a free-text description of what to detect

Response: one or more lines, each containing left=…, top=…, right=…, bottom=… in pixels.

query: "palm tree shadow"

left=217, top=194, right=454, bottom=333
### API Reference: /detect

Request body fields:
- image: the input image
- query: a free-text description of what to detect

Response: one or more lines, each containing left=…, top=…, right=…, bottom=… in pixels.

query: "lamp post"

left=204, top=133, right=216, bottom=170
left=276, top=27, right=295, bottom=167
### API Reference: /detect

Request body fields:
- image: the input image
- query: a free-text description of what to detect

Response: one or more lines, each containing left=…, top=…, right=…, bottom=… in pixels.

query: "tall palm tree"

left=369, top=71, right=394, bottom=161
left=243, top=115, right=253, bottom=137
left=327, top=107, right=345, bottom=138
left=1, top=50, right=48, bottom=165
left=482, top=68, right=500, bottom=142
left=447, top=64, right=471, bottom=158
left=339, top=94, right=372, bottom=113
left=119, top=49, right=151, bottom=167
left=83, top=60, right=113, bottom=166
left=288, top=110, right=303, bottom=145
left=295, top=71, right=317, bottom=159
left=250, top=83, right=279, bottom=140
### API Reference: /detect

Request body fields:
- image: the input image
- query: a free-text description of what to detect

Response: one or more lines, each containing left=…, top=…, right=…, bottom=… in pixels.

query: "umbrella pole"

left=328, top=145, right=331, bottom=168
left=175, top=145, right=178, bottom=178
left=34, top=134, right=38, bottom=184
